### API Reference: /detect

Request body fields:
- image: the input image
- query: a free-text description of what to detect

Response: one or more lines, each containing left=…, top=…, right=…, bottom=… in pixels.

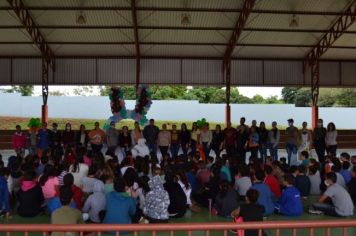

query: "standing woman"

left=325, top=122, right=337, bottom=156
left=62, top=123, right=76, bottom=148
left=258, top=122, right=269, bottom=162
left=119, top=126, right=132, bottom=158
left=247, top=126, right=259, bottom=159
left=236, top=125, right=248, bottom=164
left=179, top=123, right=191, bottom=157
left=190, top=122, right=200, bottom=155
left=200, top=123, right=213, bottom=159
left=299, top=121, right=312, bottom=153
left=131, top=121, right=142, bottom=146
left=76, top=124, right=89, bottom=149
left=158, top=124, right=171, bottom=158
left=268, top=121, right=280, bottom=161
left=312, top=119, right=327, bottom=163
left=211, top=124, right=224, bottom=158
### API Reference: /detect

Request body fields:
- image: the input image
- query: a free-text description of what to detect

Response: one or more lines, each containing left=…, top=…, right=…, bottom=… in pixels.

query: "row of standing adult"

left=12, top=118, right=337, bottom=166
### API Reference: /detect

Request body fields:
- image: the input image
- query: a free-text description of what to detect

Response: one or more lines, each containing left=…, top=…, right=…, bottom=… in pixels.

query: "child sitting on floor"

left=295, top=165, right=311, bottom=200
left=299, top=151, right=309, bottom=167
left=231, top=189, right=265, bottom=236
left=274, top=174, right=303, bottom=217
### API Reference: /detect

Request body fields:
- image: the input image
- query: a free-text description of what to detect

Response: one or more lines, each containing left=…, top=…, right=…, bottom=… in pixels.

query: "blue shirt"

left=221, top=166, right=232, bottom=182
left=0, top=176, right=10, bottom=213
left=276, top=186, right=303, bottom=216
left=37, top=129, right=49, bottom=150
left=47, top=197, right=77, bottom=215
left=340, top=169, right=352, bottom=184
left=251, top=182, right=275, bottom=216
left=103, top=192, right=136, bottom=225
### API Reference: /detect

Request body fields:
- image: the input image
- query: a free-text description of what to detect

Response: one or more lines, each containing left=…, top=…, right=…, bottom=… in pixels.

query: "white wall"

left=0, top=92, right=353, bottom=128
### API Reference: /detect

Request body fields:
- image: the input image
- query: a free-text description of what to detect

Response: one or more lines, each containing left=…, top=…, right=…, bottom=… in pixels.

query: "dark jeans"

left=147, top=143, right=157, bottom=155
left=202, top=142, right=211, bottom=159
left=181, top=144, right=189, bottom=157
left=91, top=144, right=103, bottom=154
left=269, top=143, right=278, bottom=161
left=312, top=202, right=340, bottom=217
left=250, top=147, right=259, bottom=159
left=170, top=143, right=180, bottom=159
left=259, top=144, right=267, bottom=162
left=213, top=148, right=221, bottom=159
left=286, top=143, right=298, bottom=166
left=314, top=140, right=326, bottom=163
left=226, top=146, right=236, bottom=156
left=159, top=146, right=169, bottom=157
left=190, top=140, right=197, bottom=155
left=326, top=145, right=337, bottom=157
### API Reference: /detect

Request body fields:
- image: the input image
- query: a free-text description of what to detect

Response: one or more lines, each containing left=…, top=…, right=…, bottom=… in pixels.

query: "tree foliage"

left=3, top=85, right=34, bottom=96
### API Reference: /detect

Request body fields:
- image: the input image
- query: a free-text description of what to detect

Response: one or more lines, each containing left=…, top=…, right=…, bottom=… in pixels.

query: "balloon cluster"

left=27, top=118, right=41, bottom=129
left=130, top=85, right=152, bottom=125
left=196, top=118, right=207, bottom=129
left=104, top=85, right=152, bottom=130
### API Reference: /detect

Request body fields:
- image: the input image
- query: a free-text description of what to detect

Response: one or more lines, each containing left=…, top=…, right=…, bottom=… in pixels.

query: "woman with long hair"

left=268, top=121, right=280, bottom=161
left=325, top=122, right=337, bottom=156
left=68, top=154, right=89, bottom=187
left=179, top=123, right=191, bottom=157
left=39, top=164, right=59, bottom=200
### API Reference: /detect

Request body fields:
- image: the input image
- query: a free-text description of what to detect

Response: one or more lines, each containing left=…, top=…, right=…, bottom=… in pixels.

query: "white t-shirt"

left=69, top=163, right=89, bottom=187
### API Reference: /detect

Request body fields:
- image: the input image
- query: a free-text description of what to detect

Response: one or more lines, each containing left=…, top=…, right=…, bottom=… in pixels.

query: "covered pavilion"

left=0, top=0, right=356, bottom=127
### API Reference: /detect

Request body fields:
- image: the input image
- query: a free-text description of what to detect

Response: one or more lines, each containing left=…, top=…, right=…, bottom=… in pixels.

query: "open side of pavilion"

left=0, top=0, right=356, bottom=126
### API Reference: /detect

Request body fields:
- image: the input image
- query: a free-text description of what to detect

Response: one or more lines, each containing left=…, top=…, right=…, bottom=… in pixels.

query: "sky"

left=2, top=85, right=283, bottom=98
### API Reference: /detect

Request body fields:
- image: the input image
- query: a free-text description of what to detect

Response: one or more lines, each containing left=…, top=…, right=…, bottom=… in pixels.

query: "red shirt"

left=72, top=185, right=83, bottom=209
left=264, top=174, right=281, bottom=198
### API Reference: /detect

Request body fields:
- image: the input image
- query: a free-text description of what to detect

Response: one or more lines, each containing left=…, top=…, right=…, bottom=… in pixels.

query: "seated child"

left=275, top=174, right=303, bottom=216
left=299, top=151, right=309, bottom=166
left=251, top=170, right=275, bottom=216
left=0, top=167, right=10, bottom=219
left=347, top=166, right=356, bottom=204
left=17, top=170, right=44, bottom=217
left=51, top=186, right=83, bottom=235
left=295, top=165, right=311, bottom=199
left=231, top=189, right=265, bottom=236
left=213, top=180, right=239, bottom=217
left=311, top=172, right=354, bottom=217
left=144, top=173, right=170, bottom=223
left=308, top=165, right=321, bottom=195
left=82, top=180, right=106, bottom=223
left=340, top=161, right=352, bottom=184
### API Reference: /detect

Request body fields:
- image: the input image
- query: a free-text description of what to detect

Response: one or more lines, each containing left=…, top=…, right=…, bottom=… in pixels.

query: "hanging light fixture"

left=181, top=13, right=191, bottom=26
left=289, top=14, right=299, bottom=28
left=76, top=11, right=87, bottom=25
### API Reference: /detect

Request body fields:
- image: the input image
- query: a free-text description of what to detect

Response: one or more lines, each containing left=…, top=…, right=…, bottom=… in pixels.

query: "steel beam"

left=131, top=0, right=140, bottom=89
left=2, top=25, right=356, bottom=34
left=6, top=0, right=55, bottom=69
left=41, top=58, right=49, bottom=122
left=0, top=6, right=348, bottom=16
left=303, top=1, right=356, bottom=128
left=223, top=0, right=256, bottom=126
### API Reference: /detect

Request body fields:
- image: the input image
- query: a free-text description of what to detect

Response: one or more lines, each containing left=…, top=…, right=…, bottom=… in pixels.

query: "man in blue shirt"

left=250, top=170, right=275, bottom=216
left=37, top=122, right=50, bottom=151
left=275, top=174, right=303, bottom=216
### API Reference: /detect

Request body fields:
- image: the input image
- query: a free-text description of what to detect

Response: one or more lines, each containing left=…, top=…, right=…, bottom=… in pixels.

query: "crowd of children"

left=0, top=117, right=355, bottom=235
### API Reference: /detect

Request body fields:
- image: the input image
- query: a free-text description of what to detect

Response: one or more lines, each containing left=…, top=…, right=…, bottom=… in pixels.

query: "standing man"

left=143, top=119, right=160, bottom=154
left=106, top=121, right=119, bottom=155
left=37, top=122, right=50, bottom=155
left=88, top=122, right=106, bottom=154
left=223, top=122, right=237, bottom=156
left=49, top=123, right=62, bottom=156
left=313, top=119, right=327, bottom=164
left=285, top=119, right=299, bottom=166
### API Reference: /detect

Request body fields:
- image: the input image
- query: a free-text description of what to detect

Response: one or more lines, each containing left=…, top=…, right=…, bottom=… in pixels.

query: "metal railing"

left=0, top=220, right=356, bottom=236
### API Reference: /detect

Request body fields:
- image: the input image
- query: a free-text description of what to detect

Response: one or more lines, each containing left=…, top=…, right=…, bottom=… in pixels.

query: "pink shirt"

left=41, top=176, right=59, bottom=199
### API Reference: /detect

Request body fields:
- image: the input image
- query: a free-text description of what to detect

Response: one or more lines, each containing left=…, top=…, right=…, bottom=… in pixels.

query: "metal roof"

left=0, top=0, right=355, bottom=59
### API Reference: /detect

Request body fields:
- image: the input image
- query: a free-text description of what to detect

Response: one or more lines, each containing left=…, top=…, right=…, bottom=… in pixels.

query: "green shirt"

left=52, top=206, right=83, bottom=236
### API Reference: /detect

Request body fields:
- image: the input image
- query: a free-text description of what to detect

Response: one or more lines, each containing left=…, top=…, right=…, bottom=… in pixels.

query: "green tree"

left=4, top=85, right=34, bottom=96
left=99, top=85, right=136, bottom=99
left=73, top=86, right=95, bottom=96
left=264, top=95, right=284, bottom=104
left=335, top=88, right=356, bottom=107
left=295, top=89, right=311, bottom=107
left=251, top=95, right=264, bottom=104
left=281, top=87, right=300, bottom=104
left=49, top=90, right=65, bottom=96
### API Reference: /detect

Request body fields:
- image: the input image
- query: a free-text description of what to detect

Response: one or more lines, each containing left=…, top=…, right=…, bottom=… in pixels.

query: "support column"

left=311, top=62, right=320, bottom=129
left=41, top=58, right=49, bottom=123
left=224, top=61, right=231, bottom=126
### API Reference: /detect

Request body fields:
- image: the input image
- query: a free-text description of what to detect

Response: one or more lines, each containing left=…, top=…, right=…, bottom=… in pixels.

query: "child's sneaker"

left=308, top=209, right=323, bottom=215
